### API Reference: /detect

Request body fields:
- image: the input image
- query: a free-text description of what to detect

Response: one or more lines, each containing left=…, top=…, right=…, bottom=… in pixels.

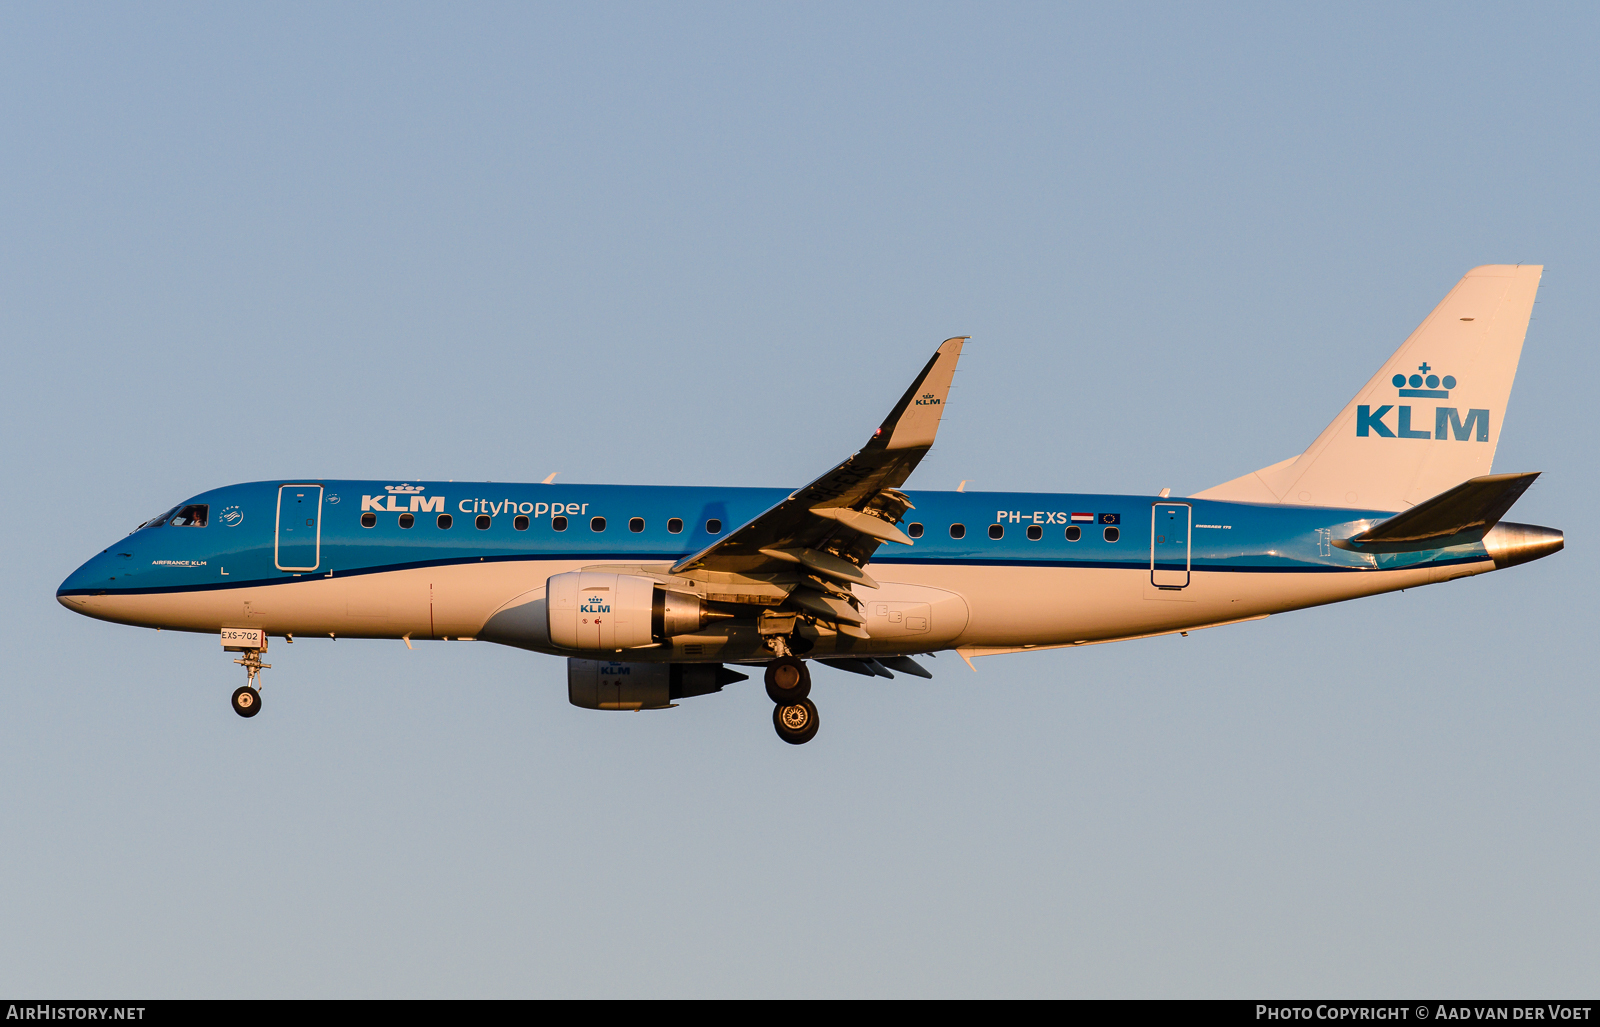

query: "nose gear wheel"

left=232, top=686, right=262, bottom=718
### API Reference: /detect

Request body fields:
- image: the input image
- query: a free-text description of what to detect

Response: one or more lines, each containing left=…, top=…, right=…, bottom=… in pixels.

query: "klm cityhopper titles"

left=58, top=266, right=1562, bottom=744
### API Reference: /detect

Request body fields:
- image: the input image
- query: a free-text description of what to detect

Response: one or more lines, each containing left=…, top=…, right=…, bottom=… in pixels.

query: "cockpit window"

left=170, top=504, right=208, bottom=527
left=137, top=505, right=181, bottom=530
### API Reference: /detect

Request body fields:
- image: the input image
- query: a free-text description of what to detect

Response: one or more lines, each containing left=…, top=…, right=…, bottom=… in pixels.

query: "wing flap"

left=758, top=547, right=881, bottom=589
left=786, top=587, right=866, bottom=626
left=818, top=658, right=881, bottom=677
left=808, top=507, right=913, bottom=545
left=878, top=655, right=932, bottom=678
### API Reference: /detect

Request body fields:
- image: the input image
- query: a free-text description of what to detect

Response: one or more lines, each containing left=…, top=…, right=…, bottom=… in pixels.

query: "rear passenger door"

left=1150, top=502, right=1191, bottom=589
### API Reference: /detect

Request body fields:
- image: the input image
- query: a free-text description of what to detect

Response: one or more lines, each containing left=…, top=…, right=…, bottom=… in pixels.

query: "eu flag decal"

left=1098, top=513, right=1121, bottom=525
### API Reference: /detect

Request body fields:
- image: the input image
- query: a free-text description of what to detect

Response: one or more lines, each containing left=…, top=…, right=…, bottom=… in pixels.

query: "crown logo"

left=1392, top=362, right=1456, bottom=399
left=385, top=483, right=426, bottom=494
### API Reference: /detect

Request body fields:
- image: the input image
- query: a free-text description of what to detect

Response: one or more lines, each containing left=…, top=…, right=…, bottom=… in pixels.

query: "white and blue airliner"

left=58, top=266, right=1562, bottom=743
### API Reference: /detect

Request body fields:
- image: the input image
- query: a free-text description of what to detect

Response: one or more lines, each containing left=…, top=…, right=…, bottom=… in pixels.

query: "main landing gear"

left=765, top=656, right=819, bottom=745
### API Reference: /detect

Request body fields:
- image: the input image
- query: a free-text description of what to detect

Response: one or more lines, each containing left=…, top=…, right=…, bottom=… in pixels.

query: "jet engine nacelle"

left=567, top=659, right=749, bottom=711
left=546, top=570, right=716, bottom=651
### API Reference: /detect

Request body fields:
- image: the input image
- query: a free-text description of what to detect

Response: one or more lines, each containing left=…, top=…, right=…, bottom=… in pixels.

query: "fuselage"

left=56, top=478, right=1556, bottom=663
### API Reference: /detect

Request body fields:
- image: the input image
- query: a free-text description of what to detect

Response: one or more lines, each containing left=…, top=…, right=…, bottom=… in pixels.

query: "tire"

left=763, top=656, right=811, bottom=704
left=232, top=686, right=262, bottom=718
left=772, top=698, right=820, bottom=745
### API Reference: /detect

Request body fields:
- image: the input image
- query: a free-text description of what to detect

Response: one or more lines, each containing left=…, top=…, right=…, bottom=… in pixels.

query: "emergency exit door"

left=275, top=485, right=324, bottom=571
left=1150, top=502, right=1191, bottom=589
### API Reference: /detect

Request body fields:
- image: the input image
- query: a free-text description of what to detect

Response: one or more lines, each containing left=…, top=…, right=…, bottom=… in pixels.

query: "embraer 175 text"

left=59, top=266, right=1562, bottom=744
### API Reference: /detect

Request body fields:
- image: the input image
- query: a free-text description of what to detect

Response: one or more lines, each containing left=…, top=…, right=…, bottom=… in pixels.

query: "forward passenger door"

left=276, top=485, right=324, bottom=572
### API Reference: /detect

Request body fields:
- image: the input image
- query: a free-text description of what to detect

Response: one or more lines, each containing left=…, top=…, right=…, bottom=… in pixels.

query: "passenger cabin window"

left=1103, top=526, right=1120, bottom=543
left=437, top=513, right=453, bottom=529
left=988, top=524, right=1004, bottom=540
left=591, top=516, right=606, bottom=532
left=1026, top=524, right=1042, bottom=541
left=667, top=518, right=683, bottom=534
left=399, top=513, right=415, bottom=529
left=361, top=512, right=377, bottom=528
left=629, top=517, right=645, bottom=533
left=907, top=522, right=924, bottom=538
left=706, top=519, right=722, bottom=534
left=1065, top=525, right=1081, bottom=542
left=949, top=523, right=966, bottom=539
left=476, top=514, right=491, bottom=530
left=514, top=515, right=529, bottom=531
left=552, top=515, right=568, bottom=531
left=170, top=504, right=208, bottom=527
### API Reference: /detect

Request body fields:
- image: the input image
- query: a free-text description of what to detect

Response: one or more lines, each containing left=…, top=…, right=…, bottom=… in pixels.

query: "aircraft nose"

left=57, top=550, right=117, bottom=608
left=1482, top=521, right=1564, bottom=570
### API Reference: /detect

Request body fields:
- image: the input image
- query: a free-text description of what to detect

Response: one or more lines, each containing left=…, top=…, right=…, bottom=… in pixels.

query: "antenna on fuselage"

left=542, top=472, right=560, bottom=484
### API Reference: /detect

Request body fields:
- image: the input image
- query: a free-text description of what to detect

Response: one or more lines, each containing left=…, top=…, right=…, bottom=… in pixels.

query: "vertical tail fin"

left=1194, top=265, right=1542, bottom=511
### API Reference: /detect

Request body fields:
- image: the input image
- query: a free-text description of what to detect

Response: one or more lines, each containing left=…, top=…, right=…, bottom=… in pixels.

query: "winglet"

left=866, top=337, right=966, bottom=453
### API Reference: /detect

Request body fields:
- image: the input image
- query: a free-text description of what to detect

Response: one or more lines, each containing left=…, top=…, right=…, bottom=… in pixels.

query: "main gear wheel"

left=773, top=698, right=819, bottom=745
left=763, top=656, right=811, bottom=704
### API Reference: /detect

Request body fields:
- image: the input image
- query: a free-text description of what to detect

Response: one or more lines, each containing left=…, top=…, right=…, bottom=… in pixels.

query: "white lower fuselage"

left=59, top=555, right=1493, bottom=662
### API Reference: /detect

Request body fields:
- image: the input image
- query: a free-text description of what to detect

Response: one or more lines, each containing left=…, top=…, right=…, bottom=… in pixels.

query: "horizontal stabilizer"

left=1340, top=472, right=1539, bottom=551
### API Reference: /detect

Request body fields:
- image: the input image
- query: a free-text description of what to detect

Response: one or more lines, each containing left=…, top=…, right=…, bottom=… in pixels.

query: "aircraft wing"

left=671, top=337, right=966, bottom=613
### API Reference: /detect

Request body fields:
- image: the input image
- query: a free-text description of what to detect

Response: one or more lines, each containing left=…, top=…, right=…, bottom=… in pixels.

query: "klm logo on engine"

left=1356, top=362, right=1489, bottom=442
left=361, top=484, right=446, bottom=513
left=914, top=392, right=941, bottom=406
left=579, top=595, right=611, bottom=614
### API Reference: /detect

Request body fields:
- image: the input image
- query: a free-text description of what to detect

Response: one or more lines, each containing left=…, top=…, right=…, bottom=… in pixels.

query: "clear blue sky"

left=2, top=2, right=1594, bottom=997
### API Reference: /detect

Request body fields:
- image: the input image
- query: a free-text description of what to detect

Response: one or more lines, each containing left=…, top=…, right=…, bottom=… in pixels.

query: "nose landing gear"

left=225, top=635, right=270, bottom=719
left=764, top=656, right=819, bottom=744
